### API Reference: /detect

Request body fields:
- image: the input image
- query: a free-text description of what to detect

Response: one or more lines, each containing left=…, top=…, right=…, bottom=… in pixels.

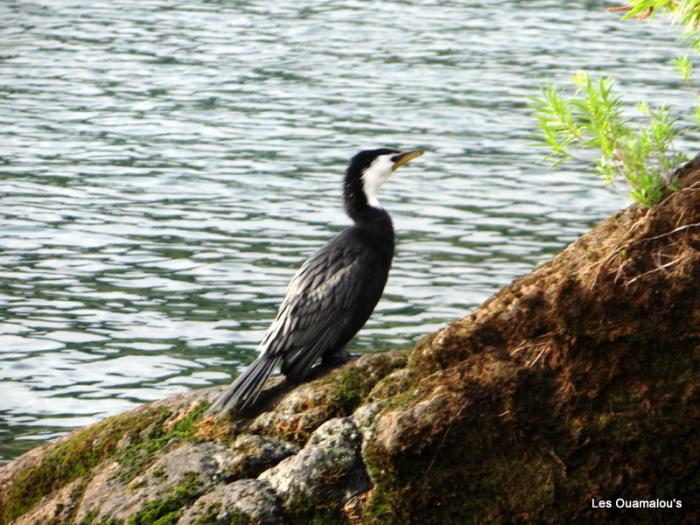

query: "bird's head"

left=343, top=148, right=423, bottom=218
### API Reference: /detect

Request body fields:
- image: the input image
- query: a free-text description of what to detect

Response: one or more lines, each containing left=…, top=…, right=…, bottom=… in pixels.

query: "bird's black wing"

left=261, top=231, right=370, bottom=379
left=206, top=231, right=372, bottom=416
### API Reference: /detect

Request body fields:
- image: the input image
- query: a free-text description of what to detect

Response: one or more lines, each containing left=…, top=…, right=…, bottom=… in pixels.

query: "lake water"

left=0, top=0, right=693, bottom=463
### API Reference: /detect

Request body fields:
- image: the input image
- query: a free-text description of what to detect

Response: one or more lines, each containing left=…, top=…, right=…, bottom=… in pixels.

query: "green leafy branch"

left=530, top=71, right=687, bottom=207
left=530, top=2, right=700, bottom=207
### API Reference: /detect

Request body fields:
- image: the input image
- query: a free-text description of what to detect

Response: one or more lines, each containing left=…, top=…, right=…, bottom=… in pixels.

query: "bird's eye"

left=390, top=155, right=401, bottom=162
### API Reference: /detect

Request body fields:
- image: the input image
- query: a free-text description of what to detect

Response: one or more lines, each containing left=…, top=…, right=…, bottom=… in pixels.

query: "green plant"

left=674, top=54, right=693, bottom=82
left=127, top=471, right=202, bottom=525
left=531, top=1, right=700, bottom=207
left=530, top=71, right=687, bottom=207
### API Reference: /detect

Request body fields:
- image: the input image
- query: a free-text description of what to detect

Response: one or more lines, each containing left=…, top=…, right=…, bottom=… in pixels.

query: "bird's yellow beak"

left=391, top=150, right=424, bottom=171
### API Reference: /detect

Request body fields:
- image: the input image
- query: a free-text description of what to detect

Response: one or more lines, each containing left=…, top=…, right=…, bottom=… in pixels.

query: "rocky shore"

left=2, top=159, right=699, bottom=524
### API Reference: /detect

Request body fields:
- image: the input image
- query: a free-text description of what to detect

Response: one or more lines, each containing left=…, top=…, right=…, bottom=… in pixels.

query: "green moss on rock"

left=1, top=401, right=210, bottom=525
left=127, top=471, right=201, bottom=525
left=322, top=352, right=408, bottom=414
left=190, top=502, right=221, bottom=525
left=2, top=407, right=172, bottom=525
left=116, top=402, right=208, bottom=481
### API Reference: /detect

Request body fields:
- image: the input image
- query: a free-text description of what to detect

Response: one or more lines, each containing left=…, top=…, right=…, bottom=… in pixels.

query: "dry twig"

left=607, top=4, right=654, bottom=19
left=590, top=221, right=700, bottom=286
left=624, top=256, right=688, bottom=286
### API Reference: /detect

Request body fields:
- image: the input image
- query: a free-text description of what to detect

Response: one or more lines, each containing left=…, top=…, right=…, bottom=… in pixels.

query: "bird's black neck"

left=356, top=204, right=393, bottom=233
left=345, top=202, right=395, bottom=253
left=343, top=166, right=394, bottom=246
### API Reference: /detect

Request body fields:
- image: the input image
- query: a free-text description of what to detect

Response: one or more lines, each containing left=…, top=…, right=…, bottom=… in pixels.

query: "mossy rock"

left=3, top=163, right=700, bottom=524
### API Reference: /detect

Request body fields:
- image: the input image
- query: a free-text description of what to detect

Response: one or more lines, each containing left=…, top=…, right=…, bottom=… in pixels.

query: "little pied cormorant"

left=208, top=148, right=424, bottom=416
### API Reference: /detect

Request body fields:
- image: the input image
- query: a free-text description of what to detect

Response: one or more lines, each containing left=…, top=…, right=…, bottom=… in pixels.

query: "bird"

left=207, top=148, right=423, bottom=416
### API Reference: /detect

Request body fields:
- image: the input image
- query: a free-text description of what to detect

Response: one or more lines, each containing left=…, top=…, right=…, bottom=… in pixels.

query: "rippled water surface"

left=0, top=0, right=693, bottom=462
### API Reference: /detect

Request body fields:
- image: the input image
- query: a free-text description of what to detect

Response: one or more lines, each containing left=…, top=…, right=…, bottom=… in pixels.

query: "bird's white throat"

left=361, top=154, right=394, bottom=209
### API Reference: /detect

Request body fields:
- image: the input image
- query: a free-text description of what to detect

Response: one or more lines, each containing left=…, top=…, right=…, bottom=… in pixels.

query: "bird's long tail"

left=206, top=355, right=277, bottom=416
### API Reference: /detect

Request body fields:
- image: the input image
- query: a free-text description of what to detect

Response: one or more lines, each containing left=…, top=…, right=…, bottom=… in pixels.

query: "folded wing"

left=263, top=233, right=370, bottom=379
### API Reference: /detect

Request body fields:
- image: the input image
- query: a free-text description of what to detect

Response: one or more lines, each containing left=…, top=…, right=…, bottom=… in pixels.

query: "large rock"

left=1, top=159, right=699, bottom=524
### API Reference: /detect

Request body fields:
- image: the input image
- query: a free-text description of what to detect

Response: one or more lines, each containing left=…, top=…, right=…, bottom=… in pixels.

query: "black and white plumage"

left=207, top=148, right=423, bottom=416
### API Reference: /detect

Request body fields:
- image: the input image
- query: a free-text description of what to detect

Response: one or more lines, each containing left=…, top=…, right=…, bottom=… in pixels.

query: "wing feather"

left=259, top=232, right=370, bottom=378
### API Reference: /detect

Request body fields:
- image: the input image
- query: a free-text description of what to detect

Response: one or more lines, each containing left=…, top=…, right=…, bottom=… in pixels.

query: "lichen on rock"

left=259, top=417, right=370, bottom=522
left=179, top=479, right=280, bottom=525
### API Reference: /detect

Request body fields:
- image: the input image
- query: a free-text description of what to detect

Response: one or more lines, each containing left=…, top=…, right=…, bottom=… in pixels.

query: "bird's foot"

left=321, top=347, right=354, bottom=366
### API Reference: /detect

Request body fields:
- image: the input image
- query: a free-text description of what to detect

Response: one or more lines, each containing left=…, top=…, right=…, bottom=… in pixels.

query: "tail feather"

left=207, top=355, right=277, bottom=416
